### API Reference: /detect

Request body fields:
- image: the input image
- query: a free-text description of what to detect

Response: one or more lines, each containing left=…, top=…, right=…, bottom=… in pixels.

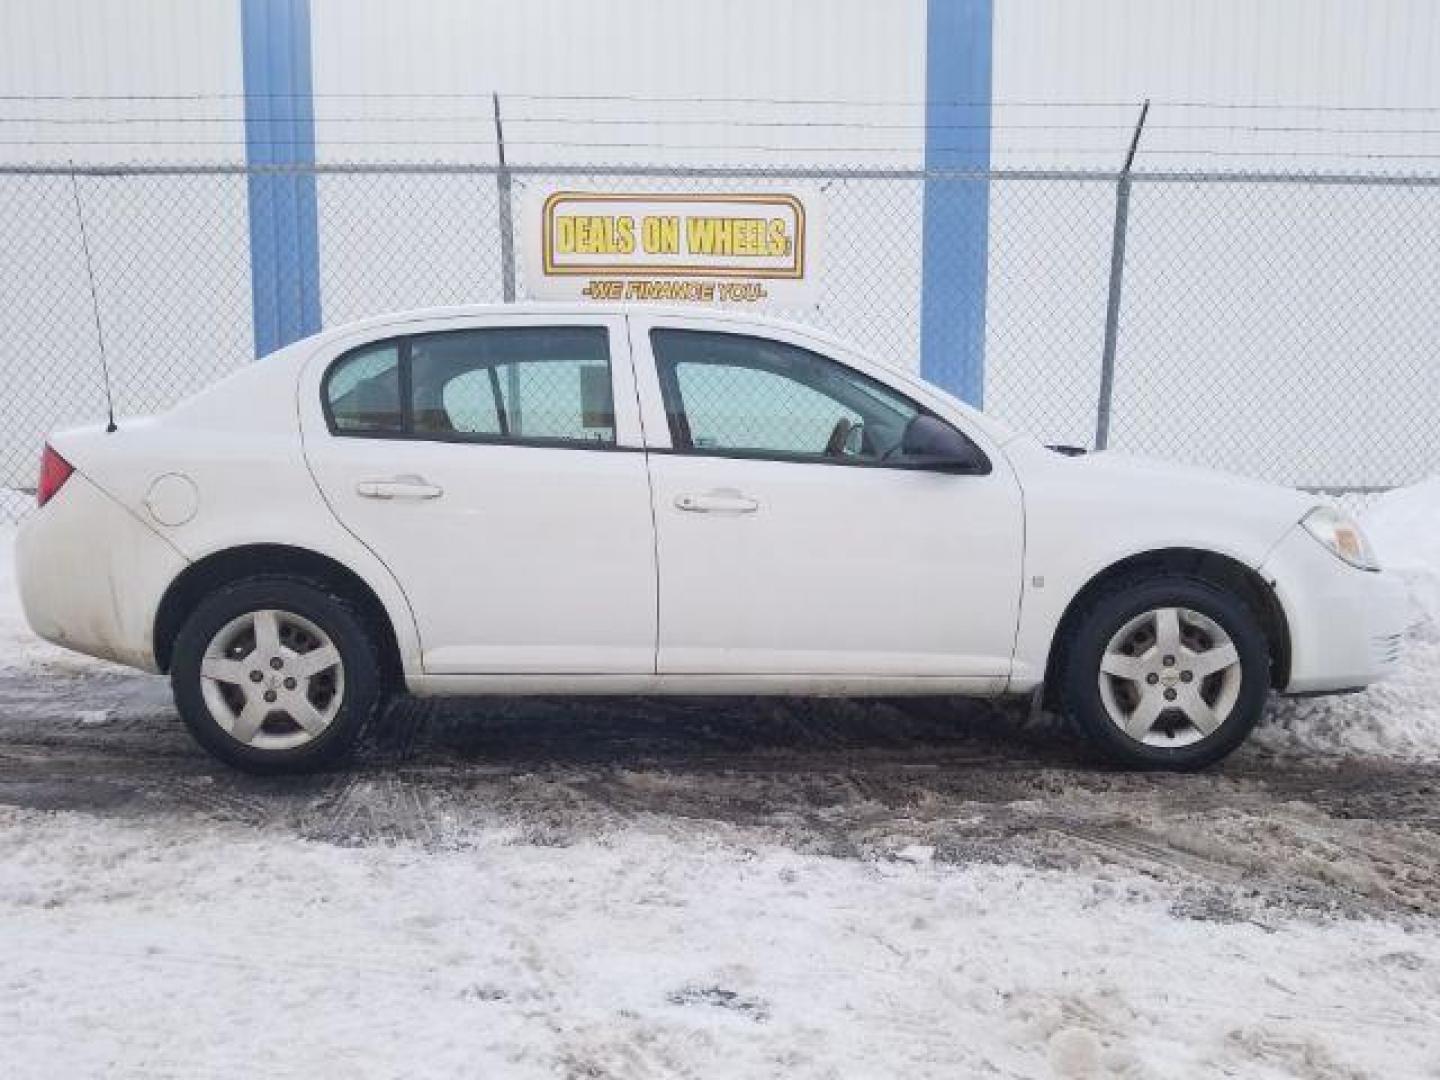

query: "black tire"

left=1058, top=574, right=1270, bottom=771
left=170, top=575, right=386, bottom=774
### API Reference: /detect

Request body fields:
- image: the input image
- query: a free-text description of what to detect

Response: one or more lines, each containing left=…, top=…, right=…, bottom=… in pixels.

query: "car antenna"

left=68, top=167, right=117, bottom=433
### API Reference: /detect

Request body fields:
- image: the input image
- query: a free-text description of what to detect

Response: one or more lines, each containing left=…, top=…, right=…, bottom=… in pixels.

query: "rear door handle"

left=674, top=489, right=759, bottom=515
left=356, top=475, right=444, bottom=501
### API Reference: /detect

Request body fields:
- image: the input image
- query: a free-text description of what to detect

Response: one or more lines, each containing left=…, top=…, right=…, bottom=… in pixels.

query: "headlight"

left=1301, top=506, right=1380, bottom=571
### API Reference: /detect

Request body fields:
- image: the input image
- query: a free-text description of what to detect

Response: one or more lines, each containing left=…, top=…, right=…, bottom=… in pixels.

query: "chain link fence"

left=3, top=163, right=1438, bottom=521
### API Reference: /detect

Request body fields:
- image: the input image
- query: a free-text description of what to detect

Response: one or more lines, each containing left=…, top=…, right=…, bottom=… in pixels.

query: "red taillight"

left=36, top=444, right=75, bottom=508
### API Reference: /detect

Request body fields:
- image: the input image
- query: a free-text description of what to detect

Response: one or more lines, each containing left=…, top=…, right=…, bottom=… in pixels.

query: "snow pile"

left=1258, top=626, right=1440, bottom=761
left=2, top=806, right=1438, bottom=1079
left=1267, top=473, right=1440, bottom=760
left=1365, top=475, right=1440, bottom=627
left=1255, top=477, right=1440, bottom=761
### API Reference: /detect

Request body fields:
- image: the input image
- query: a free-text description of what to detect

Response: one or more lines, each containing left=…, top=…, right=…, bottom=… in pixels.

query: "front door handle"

left=356, top=475, right=444, bottom=501
left=674, top=489, right=759, bottom=515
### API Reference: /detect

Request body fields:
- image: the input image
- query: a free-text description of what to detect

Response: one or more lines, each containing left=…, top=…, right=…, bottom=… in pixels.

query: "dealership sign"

left=521, top=189, right=820, bottom=307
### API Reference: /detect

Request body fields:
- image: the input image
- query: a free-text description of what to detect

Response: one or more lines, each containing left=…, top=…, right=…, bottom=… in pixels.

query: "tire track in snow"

left=4, top=664, right=1440, bottom=919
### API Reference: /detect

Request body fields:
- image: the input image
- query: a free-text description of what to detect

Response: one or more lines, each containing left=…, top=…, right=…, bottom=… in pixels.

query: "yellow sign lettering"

left=641, top=215, right=680, bottom=254
left=555, top=215, right=635, bottom=255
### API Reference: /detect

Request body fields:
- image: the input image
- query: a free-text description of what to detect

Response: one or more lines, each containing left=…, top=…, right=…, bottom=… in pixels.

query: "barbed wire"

left=3, top=91, right=1440, bottom=164
left=0, top=115, right=1128, bottom=128
left=8, top=138, right=1440, bottom=162
left=1, top=90, right=1440, bottom=113
left=8, top=114, right=1440, bottom=138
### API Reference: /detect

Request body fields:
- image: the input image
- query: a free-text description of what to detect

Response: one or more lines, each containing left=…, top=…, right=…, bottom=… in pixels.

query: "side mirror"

left=898, top=414, right=989, bottom=474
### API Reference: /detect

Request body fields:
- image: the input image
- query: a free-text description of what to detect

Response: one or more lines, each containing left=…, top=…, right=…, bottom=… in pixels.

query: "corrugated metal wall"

left=993, top=0, right=1440, bottom=168
left=309, top=0, right=927, bottom=167
left=0, top=0, right=245, bottom=166
left=6, top=2, right=1440, bottom=169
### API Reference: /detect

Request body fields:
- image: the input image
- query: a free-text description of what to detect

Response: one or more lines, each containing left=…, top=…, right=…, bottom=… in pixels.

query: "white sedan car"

left=17, top=305, right=1407, bottom=773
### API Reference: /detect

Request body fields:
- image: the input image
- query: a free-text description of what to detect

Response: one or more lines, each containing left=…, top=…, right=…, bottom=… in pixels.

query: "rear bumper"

left=15, top=473, right=186, bottom=672
left=1260, top=524, right=1412, bottom=694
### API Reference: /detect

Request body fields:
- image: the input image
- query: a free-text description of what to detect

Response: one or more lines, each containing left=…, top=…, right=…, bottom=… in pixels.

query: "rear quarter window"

left=324, top=343, right=403, bottom=433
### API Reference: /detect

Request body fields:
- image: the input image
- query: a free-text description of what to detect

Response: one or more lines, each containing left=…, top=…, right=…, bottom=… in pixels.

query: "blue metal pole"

left=241, top=0, right=321, bottom=357
left=920, top=0, right=993, bottom=406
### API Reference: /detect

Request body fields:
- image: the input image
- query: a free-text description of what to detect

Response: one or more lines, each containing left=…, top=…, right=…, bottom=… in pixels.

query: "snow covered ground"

left=2, top=484, right=1440, bottom=1079
left=5, top=805, right=1440, bottom=1079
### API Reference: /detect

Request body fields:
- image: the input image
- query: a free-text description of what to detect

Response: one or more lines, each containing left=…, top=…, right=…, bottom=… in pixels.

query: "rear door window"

left=325, top=326, right=615, bottom=446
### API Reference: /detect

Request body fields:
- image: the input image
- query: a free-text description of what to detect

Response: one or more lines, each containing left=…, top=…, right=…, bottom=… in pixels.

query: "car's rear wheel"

left=1059, top=575, right=1270, bottom=770
left=171, top=577, right=384, bottom=773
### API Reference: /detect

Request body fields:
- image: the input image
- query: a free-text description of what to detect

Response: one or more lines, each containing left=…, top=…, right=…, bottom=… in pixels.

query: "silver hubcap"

left=199, top=609, right=344, bottom=751
left=1097, top=606, right=1243, bottom=747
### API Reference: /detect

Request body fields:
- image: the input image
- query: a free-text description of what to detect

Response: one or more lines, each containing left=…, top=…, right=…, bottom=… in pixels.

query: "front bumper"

left=1260, top=523, right=1412, bottom=694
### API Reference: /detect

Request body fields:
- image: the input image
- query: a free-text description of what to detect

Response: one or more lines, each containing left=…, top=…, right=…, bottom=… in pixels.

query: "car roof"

left=307, top=302, right=856, bottom=353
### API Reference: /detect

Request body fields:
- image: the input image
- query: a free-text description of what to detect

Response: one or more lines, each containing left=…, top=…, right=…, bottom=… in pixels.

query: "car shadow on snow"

left=368, top=692, right=1078, bottom=770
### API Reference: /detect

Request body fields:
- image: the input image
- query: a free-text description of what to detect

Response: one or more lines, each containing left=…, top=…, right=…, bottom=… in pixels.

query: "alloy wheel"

left=198, top=609, right=345, bottom=751
left=1096, top=606, right=1243, bottom=747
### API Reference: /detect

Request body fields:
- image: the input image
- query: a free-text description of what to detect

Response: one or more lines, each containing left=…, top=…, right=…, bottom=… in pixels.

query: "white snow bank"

left=1, top=807, right=1437, bottom=1080
left=1365, top=475, right=1440, bottom=627
left=1258, top=622, right=1440, bottom=761
left=1255, top=477, right=1440, bottom=761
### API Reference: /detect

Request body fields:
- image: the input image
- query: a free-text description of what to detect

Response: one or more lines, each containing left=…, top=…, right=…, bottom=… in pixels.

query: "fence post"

left=492, top=92, right=517, bottom=304
left=1094, top=99, right=1149, bottom=451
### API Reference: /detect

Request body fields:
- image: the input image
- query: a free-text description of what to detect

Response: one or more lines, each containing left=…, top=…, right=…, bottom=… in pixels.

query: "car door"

left=630, top=315, right=1024, bottom=681
left=301, top=313, right=657, bottom=676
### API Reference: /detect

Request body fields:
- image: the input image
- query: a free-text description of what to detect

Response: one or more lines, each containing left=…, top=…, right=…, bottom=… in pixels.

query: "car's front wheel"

left=170, top=576, right=384, bottom=773
left=1059, top=575, right=1271, bottom=770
